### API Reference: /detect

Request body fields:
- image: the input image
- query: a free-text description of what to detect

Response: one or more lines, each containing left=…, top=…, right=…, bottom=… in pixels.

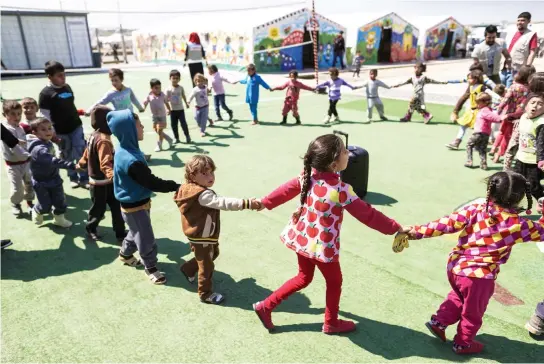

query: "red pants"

left=262, top=253, right=342, bottom=325
left=282, top=96, right=299, bottom=117
left=434, top=271, right=495, bottom=346
left=492, top=121, right=513, bottom=156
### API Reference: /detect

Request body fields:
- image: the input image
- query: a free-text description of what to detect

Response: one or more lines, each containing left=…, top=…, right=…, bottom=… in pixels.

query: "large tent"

left=252, top=8, right=346, bottom=72
left=419, top=16, right=467, bottom=61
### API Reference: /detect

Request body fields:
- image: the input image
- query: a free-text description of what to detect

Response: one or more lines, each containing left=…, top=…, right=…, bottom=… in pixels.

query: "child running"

left=316, top=67, right=358, bottom=124
left=272, top=70, right=314, bottom=125
left=207, top=65, right=234, bottom=122
left=20, top=97, right=39, bottom=134
left=167, top=69, right=191, bottom=144
left=393, top=62, right=447, bottom=124
left=1, top=100, right=34, bottom=215
left=252, top=134, right=409, bottom=333
left=86, top=68, right=144, bottom=115
left=107, top=110, right=179, bottom=284
left=237, top=64, right=271, bottom=125
left=464, top=93, right=501, bottom=170
left=361, top=69, right=390, bottom=122
left=174, top=155, right=261, bottom=304
left=77, top=106, right=126, bottom=242
left=143, top=78, right=173, bottom=152
left=401, top=171, right=544, bottom=354
left=187, top=73, right=210, bottom=137
left=352, top=51, right=365, bottom=78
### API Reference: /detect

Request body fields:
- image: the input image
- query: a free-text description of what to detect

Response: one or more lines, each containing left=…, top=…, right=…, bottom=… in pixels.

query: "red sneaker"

left=322, top=319, right=356, bottom=335
left=425, top=321, right=446, bottom=342
left=453, top=340, right=484, bottom=355
left=253, top=301, right=275, bottom=332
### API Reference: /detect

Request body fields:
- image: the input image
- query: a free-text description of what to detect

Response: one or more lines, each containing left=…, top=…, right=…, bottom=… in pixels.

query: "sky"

left=1, top=0, right=542, bottom=29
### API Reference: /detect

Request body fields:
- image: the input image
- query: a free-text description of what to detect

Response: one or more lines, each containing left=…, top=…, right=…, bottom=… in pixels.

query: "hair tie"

left=526, top=209, right=532, bottom=215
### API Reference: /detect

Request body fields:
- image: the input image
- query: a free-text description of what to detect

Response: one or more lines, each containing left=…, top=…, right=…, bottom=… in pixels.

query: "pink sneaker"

left=423, top=113, right=433, bottom=124
left=400, top=113, right=412, bottom=122
left=322, top=319, right=356, bottom=335
left=253, top=301, right=275, bottom=332
left=453, top=340, right=484, bottom=355
left=425, top=321, right=446, bottom=342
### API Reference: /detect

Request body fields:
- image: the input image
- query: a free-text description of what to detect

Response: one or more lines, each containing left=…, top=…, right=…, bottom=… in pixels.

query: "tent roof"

left=253, top=8, right=345, bottom=31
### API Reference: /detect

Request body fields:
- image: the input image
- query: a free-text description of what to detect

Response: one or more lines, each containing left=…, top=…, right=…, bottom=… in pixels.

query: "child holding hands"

left=143, top=78, right=173, bottom=152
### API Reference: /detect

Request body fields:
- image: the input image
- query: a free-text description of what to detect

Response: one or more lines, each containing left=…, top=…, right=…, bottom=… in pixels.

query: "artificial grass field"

left=1, top=69, right=543, bottom=363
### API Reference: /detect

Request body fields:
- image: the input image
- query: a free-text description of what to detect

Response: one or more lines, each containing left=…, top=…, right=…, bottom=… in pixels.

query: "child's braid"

left=525, top=181, right=533, bottom=214
left=486, top=179, right=498, bottom=224
left=292, top=155, right=313, bottom=222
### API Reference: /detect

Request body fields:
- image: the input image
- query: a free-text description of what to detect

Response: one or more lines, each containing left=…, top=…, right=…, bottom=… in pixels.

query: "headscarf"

left=188, top=32, right=201, bottom=45
left=91, top=105, right=113, bottom=135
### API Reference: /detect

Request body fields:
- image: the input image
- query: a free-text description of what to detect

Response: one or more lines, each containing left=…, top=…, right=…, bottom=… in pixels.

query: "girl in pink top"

left=272, top=70, right=314, bottom=125
left=253, top=134, right=408, bottom=334
left=465, top=93, right=501, bottom=170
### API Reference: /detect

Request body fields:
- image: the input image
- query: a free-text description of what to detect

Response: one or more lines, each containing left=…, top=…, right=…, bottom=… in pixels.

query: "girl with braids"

left=252, top=134, right=408, bottom=334
left=403, top=171, right=544, bottom=355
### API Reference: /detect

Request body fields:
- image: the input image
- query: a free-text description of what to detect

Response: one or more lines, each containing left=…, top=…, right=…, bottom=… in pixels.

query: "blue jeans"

left=214, top=94, right=232, bottom=119
left=33, top=180, right=66, bottom=215
left=332, top=51, right=344, bottom=69
left=249, top=103, right=258, bottom=121
left=57, top=126, right=88, bottom=183
left=194, top=106, right=209, bottom=133
left=501, top=69, right=514, bottom=88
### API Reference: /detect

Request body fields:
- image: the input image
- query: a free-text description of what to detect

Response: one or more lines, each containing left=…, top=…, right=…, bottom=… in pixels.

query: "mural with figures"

left=356, top=12, right=419, bottom=65
left=253, top=8, right=346, bottom=72
left=423, top=17, right=466, bottom=61
left=132, top=30, right=251, bottom=66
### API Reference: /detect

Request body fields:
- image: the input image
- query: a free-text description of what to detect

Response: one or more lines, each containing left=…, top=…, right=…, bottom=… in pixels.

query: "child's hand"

left=84, top=112, right=90, bottom=117
left=250, top=198, right=265, bottom=211
left=185, top=103, right=190, bottom=109
left=269, top=89, right=273, bottom=92
left=450, top=112, right=458, bottom=122
left=392, top=232, right=410, bottom=253
left=167, top=110, right=171, bottom=116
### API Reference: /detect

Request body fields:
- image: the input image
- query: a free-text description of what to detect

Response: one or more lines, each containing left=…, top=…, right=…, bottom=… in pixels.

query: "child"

left=526, top=301, right=544, bottom=337
left=207, top=65, right=234, bottom=122
left=142, top=78, right=173, bottom=152
left=272, top=70, right=314, bottom=125
left=352, top=51, right=365, bottom=78
left=187, top=73, right=210, bottom=137
left=316, top=67, right=357, bottom=124
left=38, top=60, right=89, bottom=189
left=86, top=68, right=144, bottom=114
left=489, top=65, right=533, bottom=164
left=489, top=84, right=507, bottom=145
left=252, top=134, right=408, bottom=333
left=447, top=63, right=497, bottom=90
left=174, top=155, right=261, bottom=304
left=464, top=93, right=501, bottom=170
left=167, top=69, right=191, bottom=144
left=20, top=97, right=39, bottom=134
left=77, top=106, right=126, bottom=242
left=237, top=64, right=271, bottom=125
left=401, top=171, right=543, bottom=354
left=361, top=69, right=390, bottom=122
left=27, top=118, right=75, bottom=228
left=393, top=62, right=447, bottom=124
left=107, top=109, right=179, bottom=284
left=446, top=70, right=489, bottom=150
left=1, top=100, right=34, bottom=215
left=512, top=93, right=544, bottom=206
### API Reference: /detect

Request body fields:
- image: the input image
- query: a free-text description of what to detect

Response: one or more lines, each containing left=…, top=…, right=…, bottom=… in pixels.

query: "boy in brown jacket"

left=174, top=155, right=262, bottom=304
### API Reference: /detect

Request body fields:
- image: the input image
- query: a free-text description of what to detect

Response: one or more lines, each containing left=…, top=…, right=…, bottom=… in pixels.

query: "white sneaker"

left=323, top=115, right=331, bottom=123
left=333, top=116, right=340, bottom=122
left=32, top=210, right=43, bottom=225
left=154, top=142, right=162, bottom=152
left=164, top=135, right=173, bottom=150
left=53, top=214, right=73, bottom=228
left=11, top=204, right=22, bottom=216
left=70, top=181, right=80, bottom=189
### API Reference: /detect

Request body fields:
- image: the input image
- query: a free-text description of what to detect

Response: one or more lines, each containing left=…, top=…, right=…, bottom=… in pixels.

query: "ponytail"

left=486, top=179, right=498, bottom=224
left=292, top=155, right=313, bottom=222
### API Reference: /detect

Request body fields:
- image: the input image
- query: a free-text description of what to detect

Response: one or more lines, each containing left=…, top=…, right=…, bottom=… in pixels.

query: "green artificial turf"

left=1, top=70, right=543, bottom=363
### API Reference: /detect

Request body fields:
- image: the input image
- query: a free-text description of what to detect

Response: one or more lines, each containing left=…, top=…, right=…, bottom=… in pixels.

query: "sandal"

left=147, top=270, right=166, bottom=285
left=200, top=292, right=225, bottom=305
left=119, top=255, right=142, bottom=267
left=179, top=266, right=196, bottom=284
left=464, top=161, right=473, bottom=168
left=480, top=162, right=488, bottom=171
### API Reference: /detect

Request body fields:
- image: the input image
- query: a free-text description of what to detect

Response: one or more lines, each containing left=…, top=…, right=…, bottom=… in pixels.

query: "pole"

left=311, top=0, right=318, bottom=88
left=117, top=0, right=128, bottom=64
left=95, top=28, right=101, bottom=54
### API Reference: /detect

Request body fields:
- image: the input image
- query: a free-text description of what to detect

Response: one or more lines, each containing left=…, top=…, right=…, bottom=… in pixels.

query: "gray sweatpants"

left=120, top=209, right=158, bottom=269
left=367, top=97, right=385, bottom=119
left=6, top=162, right=34, bottom=206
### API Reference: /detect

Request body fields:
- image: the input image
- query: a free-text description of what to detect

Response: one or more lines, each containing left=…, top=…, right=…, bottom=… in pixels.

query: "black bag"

left=333, top=130, right=369, bottom=198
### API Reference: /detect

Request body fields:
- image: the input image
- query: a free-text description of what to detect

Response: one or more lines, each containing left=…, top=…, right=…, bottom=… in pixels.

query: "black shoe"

left=380, top=116, right=388, bottom=121
left=295, top=117, right=301, bottom=125
left=1, top=239, right=13, bottom=249
left=280, top=116, right=287, bottom=125
left=116, top=230, right=128, bottom=243
left=86, top=227, right=102, bottom=241
left=185, top=137, right=192, bottom=144
left=228, top=111, right=234, bottom=121
left=174, top=139, right=181, bottom=144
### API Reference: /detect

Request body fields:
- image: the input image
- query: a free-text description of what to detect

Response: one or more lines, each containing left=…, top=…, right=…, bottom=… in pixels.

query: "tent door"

left=441, top=31, right=454, bottom=58
left=377, top=28, right=392, bottom=63
left=303, top=26, right=318, bottom=68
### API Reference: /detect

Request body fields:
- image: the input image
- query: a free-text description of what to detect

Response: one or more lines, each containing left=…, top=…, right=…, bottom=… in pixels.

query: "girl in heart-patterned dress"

left=253, top=134, right=407, bottom=334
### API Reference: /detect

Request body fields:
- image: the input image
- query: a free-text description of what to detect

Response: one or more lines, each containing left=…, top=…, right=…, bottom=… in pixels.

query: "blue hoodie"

left=107, top=110, right=152, bottom=204
left=239, top=74, right=270, bottom=104
left=28, top=135, right=74, bottom=186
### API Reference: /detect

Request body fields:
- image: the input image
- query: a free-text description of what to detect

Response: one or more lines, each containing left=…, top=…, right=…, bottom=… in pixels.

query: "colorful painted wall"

left=132, top=30, right=251, bottom=66
left=423, top=17, right=465, bottom=61
left=356, top=13, right=419, bottom=64
left=252, top=9, right=346, bottom=72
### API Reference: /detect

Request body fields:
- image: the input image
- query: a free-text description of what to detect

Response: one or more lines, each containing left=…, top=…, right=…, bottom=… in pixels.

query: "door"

left=65, top=17, right=93, bottom=67
left=377, top=28, right=392, bottom=63
left=302, top=26, right=318, bottom=68
left=441, top=31, right=454, bottom=58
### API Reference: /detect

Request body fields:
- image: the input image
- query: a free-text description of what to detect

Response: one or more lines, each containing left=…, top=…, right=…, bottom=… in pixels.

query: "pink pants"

left=282, top=96, right=299, bottom=117
left=261, top=253, right=342, bottom=325
left=434, top=271, right=495, bottom=346
left=492, top=121, right=514, bottom=156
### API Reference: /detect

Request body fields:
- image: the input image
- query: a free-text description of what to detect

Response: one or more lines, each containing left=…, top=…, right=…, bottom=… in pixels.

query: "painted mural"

left=423, top=17, right=465, bottom=61
left=132, top=30, right=251, bottom=66
left=356, top=12, right=419, bottom=65
left=253, top=9, right=346, bottom=72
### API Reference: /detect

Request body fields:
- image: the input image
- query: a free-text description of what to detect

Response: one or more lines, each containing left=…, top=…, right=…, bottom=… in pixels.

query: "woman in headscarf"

left=185, top=32, right=206, bottom=87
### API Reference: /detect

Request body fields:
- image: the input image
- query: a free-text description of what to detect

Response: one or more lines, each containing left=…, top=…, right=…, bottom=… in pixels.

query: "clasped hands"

left=249, top=198, right=265, bottom=211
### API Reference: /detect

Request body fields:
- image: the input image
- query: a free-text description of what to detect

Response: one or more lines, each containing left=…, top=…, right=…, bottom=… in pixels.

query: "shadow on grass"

left=364, top=192, right=398, bottom=206
left=1, top=194, right=119, bottom=282
left=258, top=121, right=332, bottom=128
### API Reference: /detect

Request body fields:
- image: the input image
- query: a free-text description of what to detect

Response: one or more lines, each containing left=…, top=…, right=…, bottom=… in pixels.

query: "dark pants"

left=332, top=51, right=344, bottom=69
left=170, top=110, right=190, bottom=141
left=57, top=126, right=88, bottom=184
left=466, top=132, right=489, bottom=163
left=489, top=74, right=502, bottom=85
left=328, top=100, right=339, bottom=117
left=181, top=243, right=220, bottom=300
left=87, top=184, right=125, bottom=237
left=33, top=181, right=66, bottom=215
left=213, top=94, right=232, bottom=119
left=189, top=63, right=204, bottom=87
left=120, top=209, right=157, bottom=269
left=514, top=160, right=544, bottom=200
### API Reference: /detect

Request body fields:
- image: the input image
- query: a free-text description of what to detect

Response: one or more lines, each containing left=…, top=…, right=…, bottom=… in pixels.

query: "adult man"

left=471, top=25, right=511, bottom=85
left=506, top=12, right=538, bottom=84
left=332, top=31, right=345, bottom=69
